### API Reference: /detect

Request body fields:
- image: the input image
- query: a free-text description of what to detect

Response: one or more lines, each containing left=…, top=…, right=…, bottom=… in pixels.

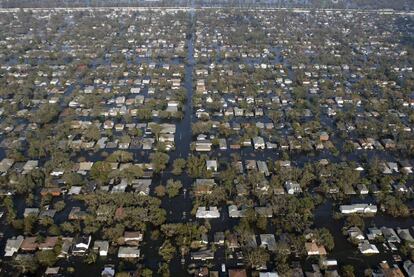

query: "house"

left=40, top=187, right=62, bottom=197
left=194, top=179, right=215, bottom=195
left=387, top=162, right=399, bottom=173
left=196, top=207, right=220, bottom=218
left=101, top=266, right=115, bottom=277
left=21, top=237, right=38, bottom=252
left=219, top=138, right=227, bottom=150
left=381, top=227, right=401, bottom=243
left=191, top=249, right=214, bottom=260
left=132, top=179, right=151, bottom=195
left=226, top=234, right=240, bottom=250
left=348, top=226, right=365, bottom=241
left=322, top=260, right=338, bottom=267
left=260, top=234, right=277, bottom=251
left=305, top=242, right=327, bottom=256
left=285, top=181, right=302, bottom=194
left=0, top=158, right=14, bottom=173
left=358, top=240, right=379, bottom=254
left=68, top=206, right=87, bottom=220
left=214, top=232, right=225, bottom=245
left=68, top=186, right=82, bottom=195
left=399, top=160, right=413, bottom=174
left=23, top=160, right=38, bottom=174
left=378, top=261, right=404, bottom=277
left=356, top=184, right=369, bottom=195
left=367, top=227, right=382, bottom=240
left=339, top=204, right=377, bottom=214
left=195, top=140, right=212, bottom=152
left=228, top=205, right=246, bottom=218
left=38, top=237, right=58, bottom=251
left=4, top=236, right=24, bottom=256
left=319, top=131, right=329, bottom=141
left=255, top=207, right=273, bottom=218
left=397, top=228, right=414, bottom=242
left=59, top=237, right=73, bottom=258
left=24, top=208, right=40, bottom=217
left=403, top=260, right=414, bottom=277
left=123, top=231, right=143, bottom=245
left=206, top=160, right=218, bottom=172
left=229, top=269, right=247, bottom=277
left=45, top=267, right=61, bottom=276
left=93, top=240, right=109, bottom=256
left=259, top=273, right=279, bottom=277
left=118, top=247, right=140, bottom=258
left=257, top=161, right=270, bottom=177
left=253, top=136, right=265, bottom=150
left=40, top=209, right=56, bottom=218
left=72, top=236, right=91, bottom=255
left=393, top=183, right=409, bottom=193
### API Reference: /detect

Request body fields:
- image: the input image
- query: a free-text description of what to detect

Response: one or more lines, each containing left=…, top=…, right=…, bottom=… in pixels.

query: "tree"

left=158, top=263, right=170, bottom=277
left=315, top=228, right=335, bottom=251
left=341, top=265, right=355, bottom=277
left=107, top=150, right=133, bottom=163
left=24, top=215, right=37, bottom=235
left=12, top=253, right=39, bottom=273
left=150, top=152, right=170, bottom=173
left=90, top=161, right=112, bottom=184
left=53, top=200, right=66, bottom=212
left=85, top=252, right=97, bottom=264
left=155, top=185, right=166, bottom=198
left=84, top=125, right=100, bottom=141
left=141, top=268, right=153, bottom=277
left=36, top=250, right=57, bottom=267
left=63, top=172, right=84, bottom=186
left=172, top=158, right=186, bottom=175
left=187, top=155, right=208, bottom=178
left=150, top=123, right=163, bottom=142
left=3, top=196, right=16, bottom=224
left=246, top=247, right=270, bottom=269
left=115, top=273, right=131, bottom=277
left=257, top=217, right=268, bottom=231
left=166, top=179, right=182, bottom=198
left=115, top=165, right=144, bottom=182
left=379, top=195, right=410, bottom=217
left=32, top=103, right=59, bottom=125
left=159, top=240, right=175, bottom=262
left=344, top=215, right=365, bottom=229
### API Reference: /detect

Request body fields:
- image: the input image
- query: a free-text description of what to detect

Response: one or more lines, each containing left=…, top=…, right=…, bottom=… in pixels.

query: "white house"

left=72, top=236, right=91, bottom=254
left=118, top=247, right=140, bottom=258
left=4, top=236, right=24, bottom=257
left=206, top=160, right=218, bottom=172
left=196, top=207, right=220, bottom=219
left=340, top=204, right=377, bottom=214
left=285, top=181, right=302, bottom=194
left=93, top=240, right=109, bottom=256
left=403, top=260, right=414, bottom=277
left=253, top=136, right=265, bottom=150
left=228, top=205, right=246, bottom=218
left=358, top=240, right=379, bottom=254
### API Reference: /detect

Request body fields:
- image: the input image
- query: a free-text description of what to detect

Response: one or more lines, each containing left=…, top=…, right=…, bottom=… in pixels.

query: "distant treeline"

left=0, top=0, right=412, bottom=10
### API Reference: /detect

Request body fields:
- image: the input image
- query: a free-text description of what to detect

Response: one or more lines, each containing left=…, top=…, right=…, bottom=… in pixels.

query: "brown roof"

left=305, top=242, right=327, bottom=255
left=228, top=269, right=247, bottom=277
left=380, top=262, right=404, bottom=277
left=38, top=237, right=58, bottom=250
left=40, top=187, right=62, bottom=196
left=21, top=237, right=38, bottom=251
left=124, top=232, right=143, bottom=240
left=115, top=207, right=125, bottom=219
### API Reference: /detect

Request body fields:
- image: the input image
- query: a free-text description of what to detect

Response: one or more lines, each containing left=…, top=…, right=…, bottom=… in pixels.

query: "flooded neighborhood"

left=0, top=1, right=414, bottom=276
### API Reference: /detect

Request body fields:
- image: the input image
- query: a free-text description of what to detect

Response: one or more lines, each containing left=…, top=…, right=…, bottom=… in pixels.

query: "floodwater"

left=1, top=9, right=413, bottom=277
